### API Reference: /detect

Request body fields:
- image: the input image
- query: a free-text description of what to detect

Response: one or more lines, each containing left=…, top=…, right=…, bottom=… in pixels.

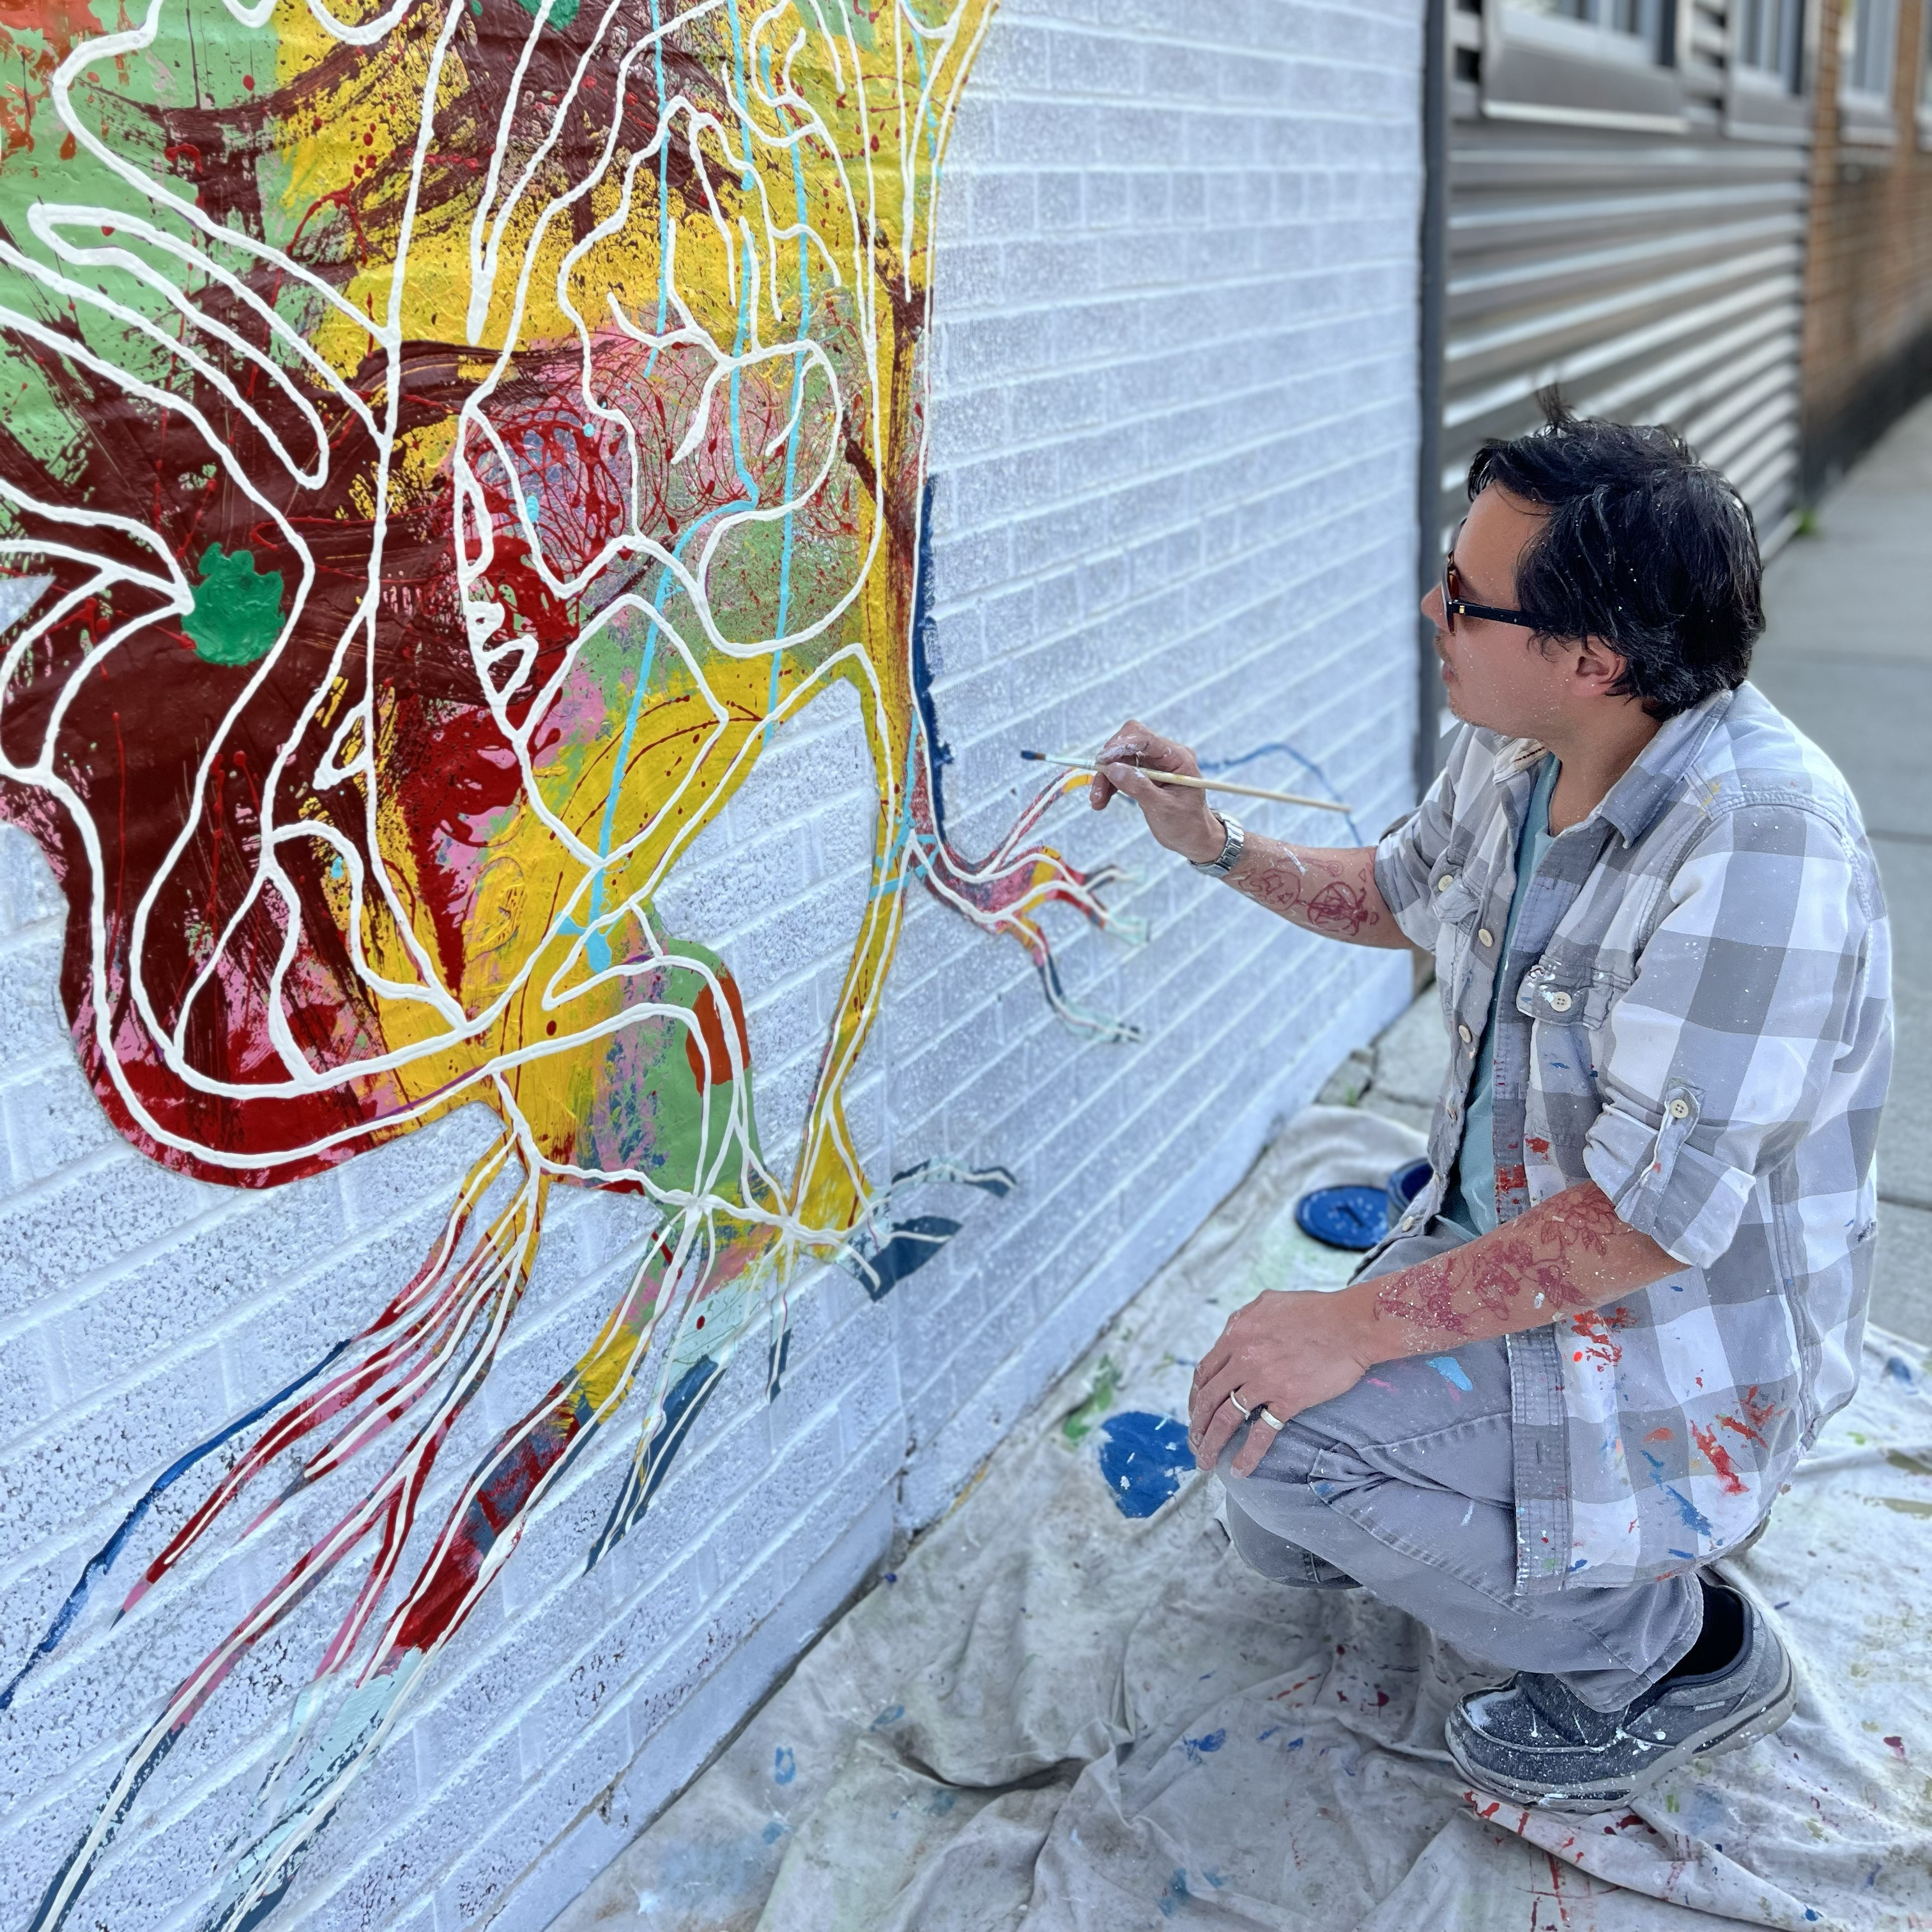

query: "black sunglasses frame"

left=1439, top=542, right=1560, bottom=636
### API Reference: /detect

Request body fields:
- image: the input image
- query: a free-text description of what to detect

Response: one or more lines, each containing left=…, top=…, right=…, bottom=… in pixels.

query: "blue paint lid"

left=1293, top=1184, right=1389, bottom=1250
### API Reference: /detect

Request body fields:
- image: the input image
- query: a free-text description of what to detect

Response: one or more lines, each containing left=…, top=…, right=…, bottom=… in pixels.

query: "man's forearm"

left=1360, top=1182, right=1678, bottom=1360
left=1225, top=839, right=1409, bottom=949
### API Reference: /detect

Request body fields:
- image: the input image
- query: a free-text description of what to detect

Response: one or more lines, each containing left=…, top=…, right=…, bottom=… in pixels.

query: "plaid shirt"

left=1373, top=684, right=1892, bottom=1594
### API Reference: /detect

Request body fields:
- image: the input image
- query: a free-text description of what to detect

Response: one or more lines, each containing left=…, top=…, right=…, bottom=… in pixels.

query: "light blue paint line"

left=906, top=13, right=942, bottom=167
left=1427, top=1356, right=1473, bottom=1392
left=760, top=36, right=813, bottom=751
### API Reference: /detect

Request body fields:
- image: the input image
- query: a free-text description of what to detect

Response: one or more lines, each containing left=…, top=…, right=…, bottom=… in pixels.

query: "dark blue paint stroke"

left=890, top=1157, right=1015, bottom=1200
left=852, top=1215, right=962, bottom=1301
left=587, top=1354, right=723, bottom=1570
left=1, top=1338, right=351, bottom=1713
left=1098, top=1413, right=1195, bottom=1519
left=1197, top=740, right=1363, bottom=844
left=767, top=1324, right=792, bottom=1402
left=910, top=477, right=953, bottom=836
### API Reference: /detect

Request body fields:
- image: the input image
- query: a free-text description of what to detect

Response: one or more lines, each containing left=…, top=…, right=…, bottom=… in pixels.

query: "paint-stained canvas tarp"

left=557, top=1107, right=1932, bottom=1932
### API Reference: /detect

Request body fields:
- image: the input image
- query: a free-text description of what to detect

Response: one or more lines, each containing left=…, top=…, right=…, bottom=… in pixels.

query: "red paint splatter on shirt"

left=1691, top=1423, right=1748, bottom=1496
left=1717, top=1385, right=1781, bottom=1447
left=1570, top=1305, right=1636, bottom=1367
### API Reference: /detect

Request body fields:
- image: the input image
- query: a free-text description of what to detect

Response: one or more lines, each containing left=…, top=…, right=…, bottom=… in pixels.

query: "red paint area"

left=1718, top=1385, right=1781, bottom=1447
left=1691, top=1422, right=1749, bottom=1496
left=1569, top=1304, right=1636, bottom=1367
left=684, top=972, right=749, bottom=1087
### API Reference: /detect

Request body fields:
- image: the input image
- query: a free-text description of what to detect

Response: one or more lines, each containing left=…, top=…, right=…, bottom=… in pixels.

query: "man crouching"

left=1091, top=403, right=1892, bottom=1812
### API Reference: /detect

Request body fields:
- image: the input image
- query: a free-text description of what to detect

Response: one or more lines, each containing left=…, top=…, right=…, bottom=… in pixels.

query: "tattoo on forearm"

left=1232, top=841, right=1383, bottom=937
left=1373, top=1184, right=1663, bottom=1346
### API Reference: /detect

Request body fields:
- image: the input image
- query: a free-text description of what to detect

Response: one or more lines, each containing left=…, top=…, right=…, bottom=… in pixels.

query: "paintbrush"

left=1019, top=749, right=1352, bottom=816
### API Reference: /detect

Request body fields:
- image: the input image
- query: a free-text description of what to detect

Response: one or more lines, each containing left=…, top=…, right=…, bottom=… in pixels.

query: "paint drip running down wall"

left=0, top=0, right=1144, bottom=1923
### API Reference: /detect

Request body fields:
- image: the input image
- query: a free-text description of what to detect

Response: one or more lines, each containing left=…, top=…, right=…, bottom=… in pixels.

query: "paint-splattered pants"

left=1218, top=1328, right=1703, bottom=1713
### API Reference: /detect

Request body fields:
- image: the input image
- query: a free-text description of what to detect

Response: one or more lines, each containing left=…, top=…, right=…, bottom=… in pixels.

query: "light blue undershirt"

left=1446, top=754, right=1560, bottom=1238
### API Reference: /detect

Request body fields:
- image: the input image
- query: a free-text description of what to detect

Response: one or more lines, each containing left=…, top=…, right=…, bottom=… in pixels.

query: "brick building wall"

left=0, top=3, right=1426, bottom=1928
left=1800, top=0, right=1932, bottom=490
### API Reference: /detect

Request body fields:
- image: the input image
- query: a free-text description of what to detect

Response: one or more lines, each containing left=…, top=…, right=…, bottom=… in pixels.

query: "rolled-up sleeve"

left=1583, top=803, right=1877, bottom=1269
left=1374, top=742, right=1462, bottom=951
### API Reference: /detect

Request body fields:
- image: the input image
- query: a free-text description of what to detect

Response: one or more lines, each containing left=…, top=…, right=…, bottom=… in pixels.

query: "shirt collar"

left=1487, top=687, right=1736, bottom=845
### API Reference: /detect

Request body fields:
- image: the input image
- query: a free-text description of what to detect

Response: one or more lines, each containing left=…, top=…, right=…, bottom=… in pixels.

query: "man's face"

left=1420, top=485, right=1578, bottom=740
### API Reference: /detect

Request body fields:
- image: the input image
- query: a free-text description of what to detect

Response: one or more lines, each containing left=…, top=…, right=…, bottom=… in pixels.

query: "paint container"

left=1293, top=1159, right=1434, bottom=1251
left=1292, top=1184, right=1390, bottom=1250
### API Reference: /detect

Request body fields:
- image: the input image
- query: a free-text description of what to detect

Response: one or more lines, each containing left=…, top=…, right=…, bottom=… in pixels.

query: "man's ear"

left=1570, top=634, right=1630, bottom=698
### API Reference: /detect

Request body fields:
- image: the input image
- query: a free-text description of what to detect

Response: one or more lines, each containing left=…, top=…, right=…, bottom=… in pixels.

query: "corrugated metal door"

left=1435, top=66, right=1811, bottom=555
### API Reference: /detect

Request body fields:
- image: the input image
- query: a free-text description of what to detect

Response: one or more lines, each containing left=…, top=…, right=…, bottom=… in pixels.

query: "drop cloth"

left=554, top=1108, right=1932, bottom=1932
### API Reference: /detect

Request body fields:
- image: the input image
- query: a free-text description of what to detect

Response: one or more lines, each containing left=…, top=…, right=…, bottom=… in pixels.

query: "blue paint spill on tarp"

left=773, top=1747, right=796, bottom=1786
left=870, top=1705, right=905, bottom=1729
left=1159, top=1869, right=1193, bottom=1919
left=1427, top=1356, right=1474, bottom=1392
left=1098, top=1413, right=1195, bottom=1519
left=1181, top=1729, right=1226, bottom=1763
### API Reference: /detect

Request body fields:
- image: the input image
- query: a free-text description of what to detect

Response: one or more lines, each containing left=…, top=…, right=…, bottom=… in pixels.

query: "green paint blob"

left=1061, top=1354, right=1121, bottom=1445
left=184, top=547, right=284, bottom=666
left=510, top=0, right=579, bottom=27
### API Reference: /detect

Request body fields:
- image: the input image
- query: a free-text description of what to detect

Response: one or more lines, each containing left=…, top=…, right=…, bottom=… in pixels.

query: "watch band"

left=1191, top=810, right=1245, bottom=880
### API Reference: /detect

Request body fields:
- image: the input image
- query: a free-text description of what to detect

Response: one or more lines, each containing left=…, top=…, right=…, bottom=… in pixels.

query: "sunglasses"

left=1439, top=542, right=1558, bottom=636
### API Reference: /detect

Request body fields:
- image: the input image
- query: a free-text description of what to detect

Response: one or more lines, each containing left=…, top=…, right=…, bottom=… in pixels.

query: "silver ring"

left=1255, top=1407, right=1286, bottom=1432
left=1227, top=1392, right=1252, bottom=1418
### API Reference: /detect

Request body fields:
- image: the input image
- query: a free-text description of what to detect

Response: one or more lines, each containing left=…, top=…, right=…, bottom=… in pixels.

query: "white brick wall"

left=0, top=1, right=1425, bottom=1926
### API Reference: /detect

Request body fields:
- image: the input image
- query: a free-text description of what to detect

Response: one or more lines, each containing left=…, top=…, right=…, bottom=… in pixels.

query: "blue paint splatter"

left=870, top=1705, right=905, bottom=1729
left=774, top=1747, right=796, bottom=1786
left=1159, top=1869, right=1193, bottom=1919
left=1427, top=1356, right=1473, bottom=1392
left=1098, top=1413, right=1195, bottom=1519
left=1181, top=1729, right=1225, bottom=1763
left=762, top=1820, right=787, bottom=1844
left=1886, top=1354, right=1916, bottom=1385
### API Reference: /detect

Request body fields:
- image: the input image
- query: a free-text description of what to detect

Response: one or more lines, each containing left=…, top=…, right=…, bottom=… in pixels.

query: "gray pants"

left=1219, top=1315, right=1703, bottom=1712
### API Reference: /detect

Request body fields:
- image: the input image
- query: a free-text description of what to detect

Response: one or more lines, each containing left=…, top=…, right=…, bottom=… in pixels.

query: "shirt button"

left=1436, top=874, right=1455, bottom=893
left=1547, top=990, right=1573, bottom=1013
left=1400, top=1214, right=1416, bottom=1230
left=1669, top=1098, right=1690, bottom=1119
left=1457, top=1023, right=1473, bottom=1044
left=1477, top=927, right=1494, bottom=947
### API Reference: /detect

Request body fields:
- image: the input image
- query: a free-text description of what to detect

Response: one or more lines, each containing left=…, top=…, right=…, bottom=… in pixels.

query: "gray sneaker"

left=1445, top=1583, right=1795, bottom=1814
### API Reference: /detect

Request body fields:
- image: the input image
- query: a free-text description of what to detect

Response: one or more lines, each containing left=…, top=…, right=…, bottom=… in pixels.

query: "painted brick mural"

left=0, top=0, right=1425, bottom=1925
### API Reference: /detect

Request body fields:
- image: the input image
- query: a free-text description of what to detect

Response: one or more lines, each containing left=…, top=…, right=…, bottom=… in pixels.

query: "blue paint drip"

left=1097, top=1413, right=1195, bottom=1519
left=1, top=1338, right=351, bottom=1711
left=1427, top=1355, right=1473, bottom=1392
left=909, top=477, right=953, bottom=835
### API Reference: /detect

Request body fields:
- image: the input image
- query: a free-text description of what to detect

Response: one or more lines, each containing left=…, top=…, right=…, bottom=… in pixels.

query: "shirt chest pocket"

left=1430, top=875, right=1485, bottom=979
left=1515, top=964, right=1624, bottom=1090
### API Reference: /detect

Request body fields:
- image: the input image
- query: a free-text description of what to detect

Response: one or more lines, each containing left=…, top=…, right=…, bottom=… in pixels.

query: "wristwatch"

left=1190, top=811, right=1245, bottom=880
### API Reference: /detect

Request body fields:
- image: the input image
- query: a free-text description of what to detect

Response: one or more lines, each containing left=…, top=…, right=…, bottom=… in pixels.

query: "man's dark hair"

left=1466, top=393, right=1763, bottom=720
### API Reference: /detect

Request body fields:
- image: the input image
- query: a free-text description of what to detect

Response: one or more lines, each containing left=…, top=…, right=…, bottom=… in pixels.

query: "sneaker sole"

left=1447, top=1650, right=1797, bottom=1817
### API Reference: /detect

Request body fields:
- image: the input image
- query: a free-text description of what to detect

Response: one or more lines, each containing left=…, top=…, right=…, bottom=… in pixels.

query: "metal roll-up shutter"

left=1436, top=121, right=1811, bottom=551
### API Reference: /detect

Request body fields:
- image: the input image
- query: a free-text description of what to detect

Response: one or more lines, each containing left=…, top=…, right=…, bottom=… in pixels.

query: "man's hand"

left=1188, top=1288, right=1378, bottom=1476
left=1089, top=719, right=1225, bottom=865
